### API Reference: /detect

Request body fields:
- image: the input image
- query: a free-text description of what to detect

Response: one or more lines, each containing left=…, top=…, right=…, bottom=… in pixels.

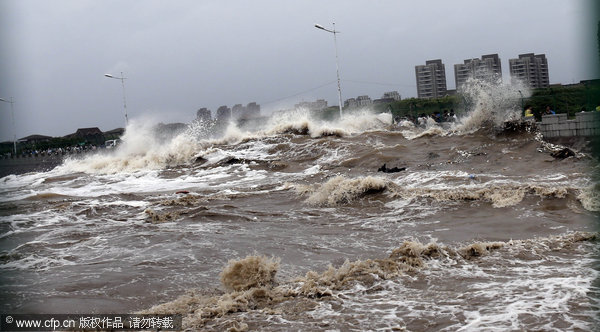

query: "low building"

left=344, top=98, right=358, bottom=109
left=66, top=127, right=105, bottom=145
left=104, top=128, right=124, bottom=139
left=19, top=134, right=52, bottom=145
left=357, top=95, right=372, bottom=106
left=373, top=98, right=396, bottom=105
left=382, top=91, right=401, bottom=101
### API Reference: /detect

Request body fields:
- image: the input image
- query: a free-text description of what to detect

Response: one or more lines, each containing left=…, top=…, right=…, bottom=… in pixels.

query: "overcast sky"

left=0, top=0, right=598, bottom=140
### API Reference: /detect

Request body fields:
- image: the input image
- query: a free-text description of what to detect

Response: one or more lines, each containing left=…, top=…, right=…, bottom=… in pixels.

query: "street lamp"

left=315, top=22, right=343, bottom=118
left=104, top=72, right=129, bottom=125
left=0, top=97, right=16, bottom=155
left=518, top=90, right=524, bottom=112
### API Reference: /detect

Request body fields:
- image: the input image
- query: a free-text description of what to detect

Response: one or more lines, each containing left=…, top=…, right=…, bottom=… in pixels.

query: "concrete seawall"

left=538, top=112, right=600, bottom=138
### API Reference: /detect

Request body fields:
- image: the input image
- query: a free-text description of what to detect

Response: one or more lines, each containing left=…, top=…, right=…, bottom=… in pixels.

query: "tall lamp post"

left=518, top=90, right=524, bottom=112
left=315, top=22, right=343, bottom=118
left=0, top=97, right=16, bottom=155
left=104, top=72, right=129, bottom=125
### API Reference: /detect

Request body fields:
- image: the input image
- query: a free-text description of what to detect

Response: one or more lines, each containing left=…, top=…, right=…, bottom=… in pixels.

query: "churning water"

left=1, top=83, right=599, bottom=331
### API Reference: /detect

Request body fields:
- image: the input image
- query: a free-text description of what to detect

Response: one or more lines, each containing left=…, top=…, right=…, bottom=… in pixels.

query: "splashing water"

left=451, top=77, right=531, bottom=133
left=57, top=119, right=203, bottom=174
left=400, top=78, right=532, bottom=140
left=55, top=108, right=394, bottom=174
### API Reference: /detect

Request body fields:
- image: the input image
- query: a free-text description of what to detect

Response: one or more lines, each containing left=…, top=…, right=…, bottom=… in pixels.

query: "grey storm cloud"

left=0, top=0, right=597, bottom=140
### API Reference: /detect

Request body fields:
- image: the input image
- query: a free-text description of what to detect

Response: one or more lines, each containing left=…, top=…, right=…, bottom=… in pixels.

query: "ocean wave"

left=576, top=183, right=600, bottom=211
left=295, top=175, right=387, bottom=206
left=57, top=120, right=203, bottom=174
left=51, top=109, right=394, bottom=175
left=398, top=78, right=531, bottom=140
left=389, top=182, right=573, bottom=208
left=140, top=232, right=598, bottom=330
left=292, top=175, right=592, bottom=210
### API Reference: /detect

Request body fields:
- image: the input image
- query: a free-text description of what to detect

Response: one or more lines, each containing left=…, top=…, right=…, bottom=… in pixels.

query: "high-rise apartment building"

left=216, top=105, right=231, bottom=121
left=415, top=60, right=447, bottom=99
left=509, top=53, right=549, bottom=88
left=454, top=54, right=502, bottom=89
left=196, top=107, right=212, bottom=122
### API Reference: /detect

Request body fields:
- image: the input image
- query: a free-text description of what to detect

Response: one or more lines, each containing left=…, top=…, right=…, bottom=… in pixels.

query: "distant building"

left=19, top=134, right=52, bottom=145
left=154, top=122, right=188, bottom=140
left=104, top=128, right=124, bottom=139
left=509, top=53, right=549, bottom=88
left=374, top=91, right=401, bottom=104
left=382, top=91, right=401, bottom=101
left=231, top=102, right=261, bottom=120
left=66, top=127, right=104, bottom=145
left=415, top=59, right=447, bottom=99
left=216, top=105, right=231, bottom=121
left=196, top=108, right=212, bottom=122
left=245, top=102, right=260, bottom=118
left=295, top=99, right=328, bottom=111
left=344, top=98, right=357, bottom=109
left=454, top=54, right=502, bottom=89
left=356, top=95, right=372, bottom=106
left=373, top=98, right=395, bottom=105
left=232, top=104, right=245, bottom=119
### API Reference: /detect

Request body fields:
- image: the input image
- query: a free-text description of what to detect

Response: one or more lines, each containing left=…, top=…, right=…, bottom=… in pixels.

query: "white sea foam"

left=302, top=237, right=598, bottom=331
left=48, top=108, right=393, bottom=175
left=400, top=78, right=531, bottom=140
left=458, top=79, right=528, bottom=131
left=55, top=119, right=202, bottom=174
left=303, top=165, right=321, bottom=175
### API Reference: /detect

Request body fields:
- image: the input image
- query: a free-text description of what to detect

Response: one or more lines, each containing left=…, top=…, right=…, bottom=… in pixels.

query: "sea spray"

left=220, top=255, right=280, bottom=292
left=400, top=78, right=531, bottom=140
left=576, top=183, right=600, bottom=211
left=451, top=77, right=530, bottom=133
left=264, top=107, right=390, bottom=138
left=57, top=119, right=204, bottom=174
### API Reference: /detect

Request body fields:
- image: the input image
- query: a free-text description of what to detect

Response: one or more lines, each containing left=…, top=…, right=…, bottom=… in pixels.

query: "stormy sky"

left=0, top=0, right=598, bottom=140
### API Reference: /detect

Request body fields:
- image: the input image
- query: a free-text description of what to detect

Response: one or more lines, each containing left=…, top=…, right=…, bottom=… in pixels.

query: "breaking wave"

left=263, top=108, right=391, bottom=138
left=141, top=232, right=598, bottom=331
left=389, top=182, right=573, bottom=208
left=54, top=109, right=392, bottom=174
left=400, top=78, right=531, bottom=140
left=294, top=175, right=387, bottom=206
left=576, top=183, right=600, bottom=211
left=57, top=120, right=204, bottom=174
left=451, top=77, right=529, bottom=133
left=291, top=176, right=595, bottom=210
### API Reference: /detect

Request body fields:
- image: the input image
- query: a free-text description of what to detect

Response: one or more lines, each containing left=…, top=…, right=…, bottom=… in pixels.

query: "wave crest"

left=141, top=232, right=597, bottom=330
left=296, top=176, right=387, bottom=206
left=57, top=120, right=203, bottom=174
left=390, top=183, right=571, bottom=208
